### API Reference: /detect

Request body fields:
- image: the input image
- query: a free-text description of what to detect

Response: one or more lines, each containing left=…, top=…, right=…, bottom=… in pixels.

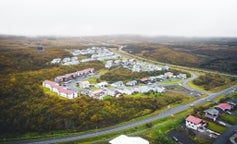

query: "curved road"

left=15, top=46, right=237, bottom=144
left=16, top=85, right=237, bottom=144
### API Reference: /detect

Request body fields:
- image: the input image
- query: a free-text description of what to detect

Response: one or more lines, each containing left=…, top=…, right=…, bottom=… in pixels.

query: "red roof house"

left=185, top=115, right=206, bottom=131
left=215, top=103, right=233, bottom=111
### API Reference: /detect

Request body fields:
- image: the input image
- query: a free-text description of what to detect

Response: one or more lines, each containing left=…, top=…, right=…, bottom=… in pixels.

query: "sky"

left=0, top=0, right=237, bottom=37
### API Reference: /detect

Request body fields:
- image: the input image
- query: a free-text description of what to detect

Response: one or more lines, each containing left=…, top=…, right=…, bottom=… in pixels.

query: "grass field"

left=220, top=114, right=237, bottom=125
left=207, top=121, right=227, bottom=134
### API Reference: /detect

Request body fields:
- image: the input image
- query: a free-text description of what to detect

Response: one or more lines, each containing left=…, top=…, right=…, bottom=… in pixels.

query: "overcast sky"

left=0, top=0, right=237, bottom=37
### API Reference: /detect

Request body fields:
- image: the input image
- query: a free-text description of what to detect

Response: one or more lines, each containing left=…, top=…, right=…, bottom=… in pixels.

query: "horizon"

left=1, top=0, right=237, bottom=37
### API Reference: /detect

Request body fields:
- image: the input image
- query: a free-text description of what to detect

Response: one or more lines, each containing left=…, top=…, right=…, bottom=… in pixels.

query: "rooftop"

left=186, top=115, right=204, bottom=124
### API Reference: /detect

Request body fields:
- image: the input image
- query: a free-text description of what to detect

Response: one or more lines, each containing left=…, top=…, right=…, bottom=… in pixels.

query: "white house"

left=105, top=88, right=120, bottom=97
left=42, top=80, right=77, bottom=99
left=111, top=81, right=124, bottom=88
left=109, top=135, right=149, bottom=144
left=95, top=82, right=108, bottom=88
left=185, top=115, right=207, bottom=131
left=80, top=81, right=90, bottom=89
left=51, top=58, right=61, bottom=64
left=162, top=66, right=169, bottom=71
left=105, top=60, right=113, bottom=69
left=126, top=80, right=137, bottom=86
left=164, top=72, right=173, bottom=79
left=177, top=73, right=187, bottom=79
left=62, top=57, right=71, bottom=63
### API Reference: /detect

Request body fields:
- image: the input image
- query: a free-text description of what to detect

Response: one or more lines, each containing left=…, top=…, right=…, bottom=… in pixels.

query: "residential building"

left=164, top=72, right=173, bottom=79
left=80, top=81, right=90, bottom=89
left=105, top=88, right=120, bottom=97
left=204, top=108, right=220, bottom=121
left=126, top=80, right=137, bottom=86
left=42, top=80, right=77, bottom=99
left=185, top=115, right=207, bottom=131
left=62, top=57, right=71, bottom=63
left=89, top=89, right=105, bottom=99
left=111, top=81, right=124, bottom=88
left=215, top=103, right=233, bottom=111
left=140, top=77, right=149, bottom=84
left=51, top=58, right=61, bottom=64
left=55, top=72, right=77, bottom=82
left=95, top=82, right=108, bottom=88
left=162, top=66, right=169, bottom=71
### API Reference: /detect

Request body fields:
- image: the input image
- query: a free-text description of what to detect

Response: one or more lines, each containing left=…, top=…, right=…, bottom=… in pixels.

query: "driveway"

left=213, top=124, right=237, bottom=144
left=167, top=130, right=196, bottom=144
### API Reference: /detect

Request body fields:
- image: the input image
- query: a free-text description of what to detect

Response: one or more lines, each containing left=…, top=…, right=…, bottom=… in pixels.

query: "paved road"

left=213, top=124, right=237, bottom=144
left=15, top=84, right=237, bottom=144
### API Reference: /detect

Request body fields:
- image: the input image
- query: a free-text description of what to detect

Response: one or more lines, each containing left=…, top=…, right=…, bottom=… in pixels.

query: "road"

left=213, top=124, right=237, bottom=144
left=16, top=84, right=237, bottom=144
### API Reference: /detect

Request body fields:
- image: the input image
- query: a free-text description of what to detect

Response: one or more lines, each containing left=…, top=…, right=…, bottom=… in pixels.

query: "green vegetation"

left=207, top=121, right=227, bottom=134
left=192, top=74, right=237, bottom=92
left=220, top=114, right=237, bottom=125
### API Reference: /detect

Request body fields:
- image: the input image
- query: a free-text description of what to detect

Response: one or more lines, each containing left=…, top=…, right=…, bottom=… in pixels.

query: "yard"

left=233, top=109, right=237, bottom=115
left=207, top=121, right=227, bottom=134
left=220, top=113, right=237, bottom=125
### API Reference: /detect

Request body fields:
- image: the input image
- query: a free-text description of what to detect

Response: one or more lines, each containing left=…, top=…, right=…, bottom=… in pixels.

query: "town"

left=41, top=46, right=237, bottom=144
left=43, top=47, right=191, bottom=100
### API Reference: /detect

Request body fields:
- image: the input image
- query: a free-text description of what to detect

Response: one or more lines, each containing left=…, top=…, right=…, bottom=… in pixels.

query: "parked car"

left=172, top=136, right=179, bottom=142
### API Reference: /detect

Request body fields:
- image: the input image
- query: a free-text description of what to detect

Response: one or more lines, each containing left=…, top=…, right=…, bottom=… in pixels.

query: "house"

left=162, top=66, right=169, bottom=71
left=80, top=58, right=94, bottom=63
left=111, top=81, right=124, bottom=88
left=228, top=98, right=237, bottom=107
left=55, top=72, right=77, bottom=82
left=51, top=58, right=61, bottom=64
left=185, top=115, right=207, bottom=131
left=80, top=81, right=90, bottom=89
left=148, top=76, right=157, bottom=83
left=132, top=64, right=141, bottom=72
left=204, top=108, right=220, bottom=121
left=71, top=57, right=78, bottom=61
left=77, top=68, right=95, bottom=76
left=164, top=72, right=173, bottom=79
left=140, top=77, right=149, bottom=84
left=95, top=82, right=108, bottom=88
left=215, top=103, right=233, bottom=111
left=109, top=135, right=149, bottom=144
left=62, top=57, right=71, bottom=63
left=105, top=88, right=120, bottom=97
left=152, top=86, right=165, bottom=93
left=126, top=80, right=137, bottom=86
left=42, top=80, right=58, bottom=90
left=138, top=86, right=152, bottom=93
left=105, top=60, right=113, bottom=69
left=42, top=80, right=77, bottom=99
left=177, top=74, right=187, bottom=79
left=117, top=87, right=135, bottom=95
left=89, top=89, right=105, bottom=98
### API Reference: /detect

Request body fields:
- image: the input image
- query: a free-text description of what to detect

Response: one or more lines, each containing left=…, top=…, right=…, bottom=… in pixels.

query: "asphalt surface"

left=213, top=124, right=237, bottom=144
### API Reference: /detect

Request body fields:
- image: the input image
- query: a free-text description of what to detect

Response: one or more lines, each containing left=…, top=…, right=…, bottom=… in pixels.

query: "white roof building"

left=109, top=135, right=149, bottom=144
